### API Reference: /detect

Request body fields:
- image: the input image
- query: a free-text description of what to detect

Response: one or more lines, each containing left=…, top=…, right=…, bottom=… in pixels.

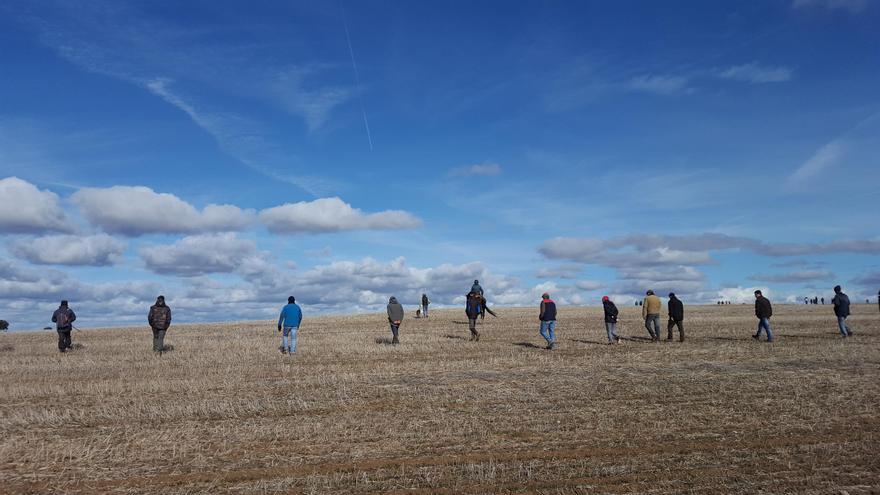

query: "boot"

left=392, top=335, right=399, bottom=345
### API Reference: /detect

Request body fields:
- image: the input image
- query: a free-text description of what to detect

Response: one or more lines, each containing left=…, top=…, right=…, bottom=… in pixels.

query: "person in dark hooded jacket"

left=148, top=295, right=172, bottom=353
left=51, top=300, right=76, bottom=352
left=465, top=292, right=481, bottom=341
left=602, top=296, right=620, bottom=344
left=667, top=293, right=685, bottom=342
left=831, top=285, right=853, bottom=338
left=387, top=296, right=404, bottom=344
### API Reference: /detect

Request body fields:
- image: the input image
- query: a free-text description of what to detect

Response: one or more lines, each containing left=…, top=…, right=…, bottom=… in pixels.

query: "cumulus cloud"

left=71, top=186, right=254, bottom=236
left=719, top=63, right=793, bottom=83
left=449, top=162, right=503, bottom=177
left=8, top=234, right=125, bottom=266
left=627, top=75, right=690, bottom=95
left=259, top=197, right=422, bottom=234
left=0, top=177, right=73, bottom=234
left=140, top=233, right=266, bottom=277
left=748, top=269, right=836, bottom=283
left=536, top=264, right=583, bottom=279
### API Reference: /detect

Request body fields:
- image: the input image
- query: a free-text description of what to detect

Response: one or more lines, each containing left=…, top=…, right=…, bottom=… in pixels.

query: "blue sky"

left=1, top=0, right=879, bottom=330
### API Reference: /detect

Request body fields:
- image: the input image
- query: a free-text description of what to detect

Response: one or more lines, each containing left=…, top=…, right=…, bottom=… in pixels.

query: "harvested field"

left=1, top=304, right=878, bottom=494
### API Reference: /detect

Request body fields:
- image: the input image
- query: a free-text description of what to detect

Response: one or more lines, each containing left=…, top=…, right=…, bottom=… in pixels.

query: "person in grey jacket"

left=387, top=296, right=404, bottom=345
left=51, top=300, right=76, bottom=352
left=832, top=285, right=853, bottom=338
left=148, top=295, right=172, bottom=353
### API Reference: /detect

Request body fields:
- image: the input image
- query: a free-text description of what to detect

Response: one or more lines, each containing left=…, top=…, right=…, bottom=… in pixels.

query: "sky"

left=1, top=0, right=879, bottom=330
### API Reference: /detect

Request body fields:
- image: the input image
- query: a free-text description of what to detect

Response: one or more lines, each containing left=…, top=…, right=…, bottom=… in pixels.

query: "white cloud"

left=0, top=177, right=73, bottom=234
left=787, top=140, right=847, bottom=187
left=260, top=197, right=422, bottom=234
left=719, top=63, right=793, bottom=83
left=140, top=233, right=265, bottom=277
left=627, top=75, right=690, bottom=95
left=71, top=186, right=254, bottom=236
left=9, top=234, right=125, bottom=266
left=791, top=0, right=868, bottom=13
left=449, top=162, right=503, bottom=177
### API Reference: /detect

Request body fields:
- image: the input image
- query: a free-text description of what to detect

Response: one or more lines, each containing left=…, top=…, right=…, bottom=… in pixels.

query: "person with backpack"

left=831, top=285, right=853, bottom=338
left=148, top=295, right=172, bottom=353
left=539, top=293, right=557, bottom=350
left=667, top=293, right=685, bottom=342
left=51, top=300, right=76, bottom=352
left=421, top=293, right=430, bottom=318
left=465, top=292, right=481, bottom=341
left=642, top=290, right=662, bottom=342
left=386, top=296, right=404, bottom=345
left=753, top=290, right=774, bottom=342
left=602, top=296, right=620, bottom=344
left=277, top=296, right=303, bottom=354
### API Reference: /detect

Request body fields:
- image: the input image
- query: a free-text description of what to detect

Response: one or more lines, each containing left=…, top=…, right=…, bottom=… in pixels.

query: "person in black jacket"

left=51, top=300, right=76, bottom=352
left=602, top=296, right=620, bottom=344
left=831, top=285, right=853, bottom=338
left=753, top=290, right=774, bottom=342
left=465, top=292, right=481, bottom=341
left=667, top=293, right=685, bottom=342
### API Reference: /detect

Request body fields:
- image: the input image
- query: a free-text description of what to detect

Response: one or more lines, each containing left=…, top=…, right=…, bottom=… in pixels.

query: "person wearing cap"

left=602, top=296, right=620, bottom=344
left=278, top=296, right=303, bottom=354
left=51, top=300, right=77, bottom=353
left=148, top=295, right=172, bottom=353
left=386, top=296, right=404, bottom=345
left=831, top=285, right=853, bottom=338
left=539, top=293, right=557, bottom=350
left=667, top=293, right=685, bottom=342
left=753, top=290, right=774, bottom=342
left=642, top=290, right=662, bottom=342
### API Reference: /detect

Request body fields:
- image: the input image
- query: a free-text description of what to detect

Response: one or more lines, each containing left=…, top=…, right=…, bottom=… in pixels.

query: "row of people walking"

left=44, top=283, right=860, bottom=354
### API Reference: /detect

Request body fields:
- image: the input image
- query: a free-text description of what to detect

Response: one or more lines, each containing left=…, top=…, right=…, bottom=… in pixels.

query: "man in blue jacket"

left=277, top=296, right=303, bottom=355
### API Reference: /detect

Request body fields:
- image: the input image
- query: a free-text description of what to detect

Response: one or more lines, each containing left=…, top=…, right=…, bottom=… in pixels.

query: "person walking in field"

left=387, top=297, right=404, bottom=345
left=753, top=290, right=774, bottom=342
left=667, top=293, right=685, bottom=342
left=277, top=296, right=302, bottom=354
left=642, top=290, right=662, bottom=342
left=831, top=285, right=853, bottom=338
left=539, top=293, right=557, bottom=350
left=465, top=292, right=481, bottom=341
left=148, top=295, right=172, bottom=353
left=421, top=293, right=430, bottom=318
left=602, top=296, right=620, bottom=344
left=51, top=300, right=76, bottom=353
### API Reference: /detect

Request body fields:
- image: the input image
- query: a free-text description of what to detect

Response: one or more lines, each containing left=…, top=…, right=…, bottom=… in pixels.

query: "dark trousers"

left=389, top=323, right=400, bottom=344
left=152, top=328, right=166, bottom=352
left=468, top=318, right=479, bottom=339
left=57, top=330, right=71, bottom=351
left=667, top=320, right=684, bottom=341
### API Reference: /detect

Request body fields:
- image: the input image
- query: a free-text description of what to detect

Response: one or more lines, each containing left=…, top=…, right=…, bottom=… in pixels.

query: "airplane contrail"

left=341, top=2, right=373, bottom=151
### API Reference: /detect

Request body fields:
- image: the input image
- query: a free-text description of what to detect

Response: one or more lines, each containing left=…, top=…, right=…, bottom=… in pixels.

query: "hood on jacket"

left=389, top=296, right=398, bottom=304
left=668, top=293, right=677, bottom=299
left=155, top=295, right=166, bottom=306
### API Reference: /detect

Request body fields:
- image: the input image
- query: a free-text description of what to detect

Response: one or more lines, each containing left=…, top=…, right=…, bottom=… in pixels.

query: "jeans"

left=755, top=318, right=773, bottom=341
left=837, top=316, right=852, bottom=336
left=644, top=314, right=660, bottom=339
left=667, top=320, right=684, bottom=341
left=540, top=320, right=556, bottom=345
left=605, top=321, right=618, bottom=342
left=57, top=330, right=71, bottom=351
left=151, top=328, right=166, bottom=352
left=422, top=305, right=428, bottom=317
left=282, top=326, right=298, bottom=353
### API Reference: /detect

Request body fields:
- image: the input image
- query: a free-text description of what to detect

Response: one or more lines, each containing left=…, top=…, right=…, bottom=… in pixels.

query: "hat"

left=646, top=290, right=654, bottom=295
left=668, top=292, right=675, bottom=298
left=602, top=296, right=609, bottom=302
left=60, top=300, right=68, bottom=306
left=541, top=293, right=550, bottom=299
left=833, top=285, right=841, bottom=293
left=288, top=296, right=295, bottom=304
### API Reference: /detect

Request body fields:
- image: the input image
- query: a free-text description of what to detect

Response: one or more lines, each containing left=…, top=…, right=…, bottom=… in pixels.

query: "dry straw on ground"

left=1, top=304, right=878, bottom=494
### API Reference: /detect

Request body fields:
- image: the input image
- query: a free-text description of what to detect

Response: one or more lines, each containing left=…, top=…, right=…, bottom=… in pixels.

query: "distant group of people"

left=40, top=281, right=868, bottom=355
